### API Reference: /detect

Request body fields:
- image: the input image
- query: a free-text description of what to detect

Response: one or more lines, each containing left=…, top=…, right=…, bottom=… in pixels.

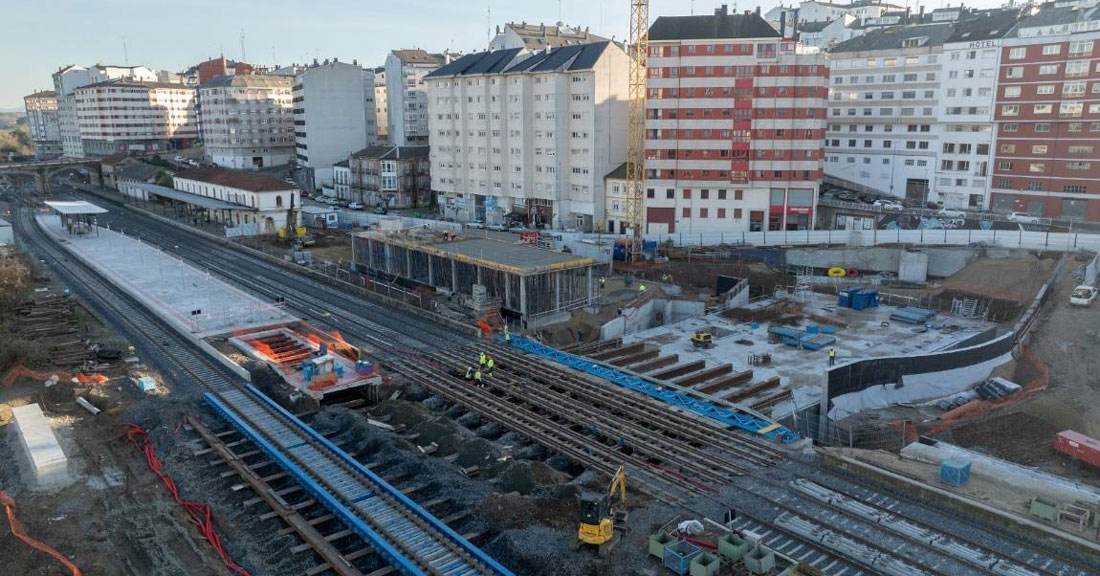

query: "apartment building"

left=189, top=57, right=256, bottom=84
left=825, top=23, right=955, bottom=203
left=766, top=0, right=904, bottom=36
left=374, top=67, right=389, bottom=144
left=798, top=16, right=862, bottom=51
left=933, top=10, right=1019, bottom=210
left=73, top=80, right=197, bottom=157
left=426, top=42, right=629, bottom=230
left=52, top=64, right=157, bottom=158
left=346, top=145, right=431, bottom=209
left=489, top=22, right=608, bottom=51
left=644, top=8, right=829, bottom=234
left=385, top=50, right=448, bottom=146
left=991, top=2, right=1100, bottom=221
left=23, top=91, right=61, bottom=159
left=292, top=60, right=376, bottom=190
left=198, top=75, right=294, bottom=169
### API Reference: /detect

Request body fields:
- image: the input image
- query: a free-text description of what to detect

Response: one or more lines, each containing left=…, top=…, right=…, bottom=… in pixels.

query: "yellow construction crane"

left=625, top=0, right=650, bottom=263
left=577, top=465, right=628, bottom=554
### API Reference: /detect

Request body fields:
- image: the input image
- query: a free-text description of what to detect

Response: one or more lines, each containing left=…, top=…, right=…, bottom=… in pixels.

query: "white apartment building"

left=386, top=50, right=448, bottom=146
left=333, top=160, right=351, bottom=198
left=292, top=60, right=377, bottom=190
left=73, top=80, right=197, bottom=157
left=766, top=0, right=904, bottom=34
left=426, top=42, right=629, bottom=231
left=825, top=24, right=955, bottom=202
left=799, top=16, right=861, bottom=50
left=374, top=67, right=388, bottom=144
left=489, top=22, right=608, bottom=51
left=933, top=10, right=1019, bottom=209
left=198, top=75, right=295, bottom=169
left=172, top=167, right=300, bottom=234
left=52, top=64, right=157, bottom=158
left=23, top=91, right=61, bottom=159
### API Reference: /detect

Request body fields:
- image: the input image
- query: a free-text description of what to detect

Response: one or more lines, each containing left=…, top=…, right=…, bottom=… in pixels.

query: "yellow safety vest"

left=487, top=358, right=495, bottom=369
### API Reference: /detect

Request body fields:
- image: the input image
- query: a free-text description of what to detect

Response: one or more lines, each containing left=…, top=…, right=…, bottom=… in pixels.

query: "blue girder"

left=506, top=336, right=800, bottom=443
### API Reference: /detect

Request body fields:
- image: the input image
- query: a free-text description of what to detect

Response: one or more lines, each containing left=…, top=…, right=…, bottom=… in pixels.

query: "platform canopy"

left=43, top=200, right=108, bottom=215
left=125, top=182, right=255, bottom=211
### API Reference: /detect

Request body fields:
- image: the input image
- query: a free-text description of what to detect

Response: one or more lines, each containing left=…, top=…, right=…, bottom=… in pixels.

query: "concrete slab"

left=11, top=403, right=69, bottom=489
left=621, top=291, right=996, bottom=416
left=37, top=214, right=297, bottom=336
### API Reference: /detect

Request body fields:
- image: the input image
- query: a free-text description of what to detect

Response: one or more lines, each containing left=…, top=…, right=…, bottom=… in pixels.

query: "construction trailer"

left=352, top=230, right=601, bottom=327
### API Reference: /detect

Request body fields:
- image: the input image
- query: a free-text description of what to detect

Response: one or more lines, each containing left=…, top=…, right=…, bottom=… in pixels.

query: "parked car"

left=1071, top=285, right=1098, bottom=306
left=487, top=223, right=507, bottom=231
left=186, top=159, right=200, bottom=167
left=507, top=224, right=528, bottom=233
left=873, top=199, right=904, bottom=211
left=173, top=155, right=186, bottom=163
left=372, top=205, right=388, bottom=215
left=347, top=202, right=364, bottom=210
left=467, top=220, right=486, bottom=229
left=937, top=208, right=967, bottom=219
left=1007, top=212, right=1041, bottom=224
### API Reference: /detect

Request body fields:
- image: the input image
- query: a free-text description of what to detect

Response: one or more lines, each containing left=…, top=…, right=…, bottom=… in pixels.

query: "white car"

left=937, top=208, right=966, bottom=218
left=347, top=202, right=364, bottom=210
left=173, top=155, right=186, bottom=163
left=1070, top=285, right=1097, bottom=306
left=1007, top=212, right=1041, bottom=224
left=467, top=220, right=486, bottom=229
left=873, top=199, right=904, bottom=211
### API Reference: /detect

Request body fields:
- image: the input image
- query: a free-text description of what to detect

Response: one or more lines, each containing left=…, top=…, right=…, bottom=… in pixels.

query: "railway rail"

left=58, top=189, right=1100, bottom=576
left=17, top=207, right=511, bottom=576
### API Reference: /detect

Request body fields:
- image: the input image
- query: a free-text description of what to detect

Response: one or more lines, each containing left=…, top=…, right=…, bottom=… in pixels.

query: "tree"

left=155, top=173, right=173, bottom=187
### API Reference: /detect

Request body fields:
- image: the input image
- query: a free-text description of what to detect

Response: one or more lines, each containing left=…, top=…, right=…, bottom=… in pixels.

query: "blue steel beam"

left=506, top=336, right=800, bottom=443
left=242, top=385, right=515, bottom=576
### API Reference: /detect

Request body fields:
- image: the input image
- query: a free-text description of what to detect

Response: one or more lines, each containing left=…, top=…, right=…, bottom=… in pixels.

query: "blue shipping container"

left=939, top=459, right=971, bottom=487
left=663, top=540, right=702, bottom=576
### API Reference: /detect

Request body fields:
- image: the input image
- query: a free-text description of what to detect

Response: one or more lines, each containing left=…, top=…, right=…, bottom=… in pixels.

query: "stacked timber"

left=12, top=296, right=91, bottom=366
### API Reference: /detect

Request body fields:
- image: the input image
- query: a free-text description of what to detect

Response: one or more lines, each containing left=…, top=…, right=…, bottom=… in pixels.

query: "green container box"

left=690, top=552, right=719, bottom=576
left=718, top=533, right=749, bottom=563
left=649, top=532, right=674, bottom=559
left=1029, top=496, right=1059, bottom=522
left=744, top=545, right=776, bottom=575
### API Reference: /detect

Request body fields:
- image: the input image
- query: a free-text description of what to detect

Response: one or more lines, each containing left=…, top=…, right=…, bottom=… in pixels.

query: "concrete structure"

left=171, top=167, right=301, bottom=233
left=352, top=229, right=601, bottom=324
left=991, top=3, right=1100, bottom=220
left=11, top=403, right=69, bottom=489
left=52, top=64, right=158, bottom=158
left=293, top=60, right=376, bottom=190
left=386, top=50, right=449, bottom=146
left=426, top=42, right=629, bottom=230
left=73, top=80, right=197, bottom=157
left=346, top=145, right=430, bottom=208
left=198, top=75, right=294, bottom=169
left=374, top=67, right=389, bottom=144
left=23, top=91, right=62, bottom=159
left=37, top=212, right=296, bottom=336
left=489, top=21, right=609, bottom=51
left=0, top=217, right=12, bottom=245
left=644, top=8, right=829, bottom=234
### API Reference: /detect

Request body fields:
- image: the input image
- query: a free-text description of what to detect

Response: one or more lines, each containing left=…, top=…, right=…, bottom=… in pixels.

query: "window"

left=666, top=188, right=674, bottom=199
left=1036, top=123, right=1051, bottom=133
left=1042, top=44, right=1061, bottom=55
left=1004, top=123, right=1018, bottom=132
left=1000, top=144, right=1015, bottom=153
left=1040, top=64, right=1059, bottom=75
left=1070, top=40, right=1094, bottom=56
left=647, top=188, right=655, bottom=199
left=1009, top=47, right=1026, bottom=59
left=1069, top=145, right=1093, bottom=154
left=1032, top=145, right=1048, bottom=154
left=1004, top=86, right=1021, bottom=98
left=718, top=189, right=727, bottom=200
left=1006, top=67, right=1023, bottom=78
left=1002, top=105, right=1019, bottom=116
left=1067, top=60, right=1088, bottom=77
left=1067, top=161, right=1091, bottom=171
left=998, top=161, right=1014, bottom=170
left=1029, top=163, right=1045, bottom=173
left=1037, top=84, right=1056, bottom=95
left=1065, top=81, right=1087, bottom=96
left=1034, top=104, right=1052, bottom=114
left=682, top=189, right=691, bottom=199
left=682, top=207, right=690, bottom=218
left=700, top=189, right=710, bottom=199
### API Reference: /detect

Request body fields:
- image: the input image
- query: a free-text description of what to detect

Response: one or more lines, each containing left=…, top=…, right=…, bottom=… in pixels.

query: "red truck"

left=1053, top=430, right=1100, bottom=469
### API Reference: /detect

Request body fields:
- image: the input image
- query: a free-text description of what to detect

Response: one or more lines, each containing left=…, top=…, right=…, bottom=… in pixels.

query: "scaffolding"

left=351, top=230, right=601, bottom=322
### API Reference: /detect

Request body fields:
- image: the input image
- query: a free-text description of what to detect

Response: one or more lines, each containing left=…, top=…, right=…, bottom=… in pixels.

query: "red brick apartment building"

left=643, top=6, right=828, bottom=233
left=992, top=2, right=1100, bottom=220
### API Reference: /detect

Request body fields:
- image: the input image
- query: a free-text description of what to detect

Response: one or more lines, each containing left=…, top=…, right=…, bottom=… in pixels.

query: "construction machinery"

left=625, top=0, right=649, bottom=263
left=578, top=465, right=628, bottom=555
left=691, top=331, right=714, bottom=349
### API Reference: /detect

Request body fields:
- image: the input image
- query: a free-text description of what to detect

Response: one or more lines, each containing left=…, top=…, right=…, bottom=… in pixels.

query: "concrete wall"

left=784, top=246, right=976, bottom=278
left=600, top=298, right=705, bottom=340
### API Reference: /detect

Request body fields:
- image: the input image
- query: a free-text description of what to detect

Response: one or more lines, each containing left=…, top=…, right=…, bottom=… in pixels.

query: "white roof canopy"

left=44, top=200, right=108, bottom=215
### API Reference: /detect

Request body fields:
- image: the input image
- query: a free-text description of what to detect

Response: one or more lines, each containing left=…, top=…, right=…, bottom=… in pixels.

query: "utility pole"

left=123, top=37, right=129, bottom=66
left=241, top=29, right=247, bottom=62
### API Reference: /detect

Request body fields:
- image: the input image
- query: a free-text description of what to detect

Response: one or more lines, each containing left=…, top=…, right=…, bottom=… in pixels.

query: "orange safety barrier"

left=2, top=365, right=108, bottom=388
left=0, top=489, right=82, bottom=576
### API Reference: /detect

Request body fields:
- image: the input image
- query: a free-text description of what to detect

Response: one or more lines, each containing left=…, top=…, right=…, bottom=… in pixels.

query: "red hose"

left=117, top=423, right=251, bottom=576
left=0, top=489, right=81, bottom=576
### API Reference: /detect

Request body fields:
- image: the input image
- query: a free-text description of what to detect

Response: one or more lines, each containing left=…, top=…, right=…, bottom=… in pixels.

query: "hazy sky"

left=3, top=0, right=1004, bottom=109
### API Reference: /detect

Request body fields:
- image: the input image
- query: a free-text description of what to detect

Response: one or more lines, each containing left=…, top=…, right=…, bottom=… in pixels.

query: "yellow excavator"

left=577, top=465, right=627, bottom=555
left=691, top=331, right=714, bottom=349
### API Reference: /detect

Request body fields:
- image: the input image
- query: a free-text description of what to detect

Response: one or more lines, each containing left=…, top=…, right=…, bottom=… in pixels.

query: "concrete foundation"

left=785, top=246, right=976, bottom=278
left=12, top=404, right=69, bottom=489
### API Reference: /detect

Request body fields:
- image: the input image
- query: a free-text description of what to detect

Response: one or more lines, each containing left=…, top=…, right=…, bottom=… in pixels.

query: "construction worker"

left=473, top=368, right=483, bottom=387
left=828, top=347, right=837, bottom=367
left=599, top=276, right=606, bottom=290
left=504, top=331, right=512, bottom=343
left=479, top=351, right=487, bottom=367
left=464, top=365, right=475, bottom=381
left=486, top=356, right=495, bottom=375
left=638, top=284, right=647, bottom=294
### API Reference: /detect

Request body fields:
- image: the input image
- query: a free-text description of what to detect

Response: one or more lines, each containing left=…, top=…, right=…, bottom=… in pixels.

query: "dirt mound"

left=949, top=411, right=1062, bottom=466
left=482, top=525, right=606, bottom=576
left=478, top=490, right=579, bottom=530
left=494, top=460, right=569, bottom=495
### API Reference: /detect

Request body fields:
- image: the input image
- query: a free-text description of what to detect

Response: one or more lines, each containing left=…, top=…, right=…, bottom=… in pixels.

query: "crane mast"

left=626, top=0, right=650, bottom=263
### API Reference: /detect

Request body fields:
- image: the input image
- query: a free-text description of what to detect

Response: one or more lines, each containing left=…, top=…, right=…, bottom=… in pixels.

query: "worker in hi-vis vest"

left=828, top=347, right=837, bottom=366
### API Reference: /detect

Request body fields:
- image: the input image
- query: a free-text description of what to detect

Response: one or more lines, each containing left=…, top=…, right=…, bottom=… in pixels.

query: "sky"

left=2, top=0, right=1007, bottom=110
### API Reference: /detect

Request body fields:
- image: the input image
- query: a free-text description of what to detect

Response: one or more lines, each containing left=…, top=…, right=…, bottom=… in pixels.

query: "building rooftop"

left=117, top=162, right=164, bottom=182
left=43, top=200, right=108, bottom=215
left=125, top=182, right=256, bottom=211
left=501, top=22, right=610, bottom=49
left=359, top=232, right=595, bottom=274
left=799, top=19, right=837, bottom=33
left=391, top=49, right=446, bottom=66
left=506, top=42, right=612, bottom=73
left=427, top=48, right=525, bottom=78
left=24, top=90, right=56, bottom=100
left=333, top=159, right=349, bottom=168
left=77, top=79, right=192, bottom=91
left=200, top=74, right=292, bottom=89
left=350, top=145, right=430, bottom=160
left=828, top=22, right=954, bottom=53
left=946, top=8, right=1021, bottom=43
left=649, top=12, right=780, bottom=41
left=174, top=167, right=296, bottom=193
left=604, top=162, right=638, bottom=180
left=1009, top=2, right=1100, bottom=36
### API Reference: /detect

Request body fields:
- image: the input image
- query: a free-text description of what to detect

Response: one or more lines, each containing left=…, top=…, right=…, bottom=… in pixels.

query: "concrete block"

left=11, top=404, right=69, bottom=489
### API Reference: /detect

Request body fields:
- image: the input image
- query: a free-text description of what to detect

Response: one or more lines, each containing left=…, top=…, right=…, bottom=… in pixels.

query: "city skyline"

left=1, top=0, right=1009, bottom=109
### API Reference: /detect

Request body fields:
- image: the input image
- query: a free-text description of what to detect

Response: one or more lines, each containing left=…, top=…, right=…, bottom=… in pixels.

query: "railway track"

left=16, top=207, right=511, bottom=576
left=63, top=190, right=1100, bottom=576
